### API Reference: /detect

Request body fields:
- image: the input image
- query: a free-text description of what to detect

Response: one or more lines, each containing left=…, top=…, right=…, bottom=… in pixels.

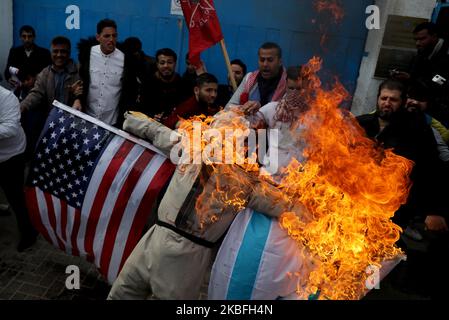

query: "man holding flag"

left=180, top=0, right=238, bottom=90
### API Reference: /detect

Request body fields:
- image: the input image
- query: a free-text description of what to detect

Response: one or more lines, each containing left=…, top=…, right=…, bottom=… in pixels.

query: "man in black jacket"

left=393, top=22, right=449, bottom=127
left=357, top=79, right=449, bottom=298
left=4, top=25, right=51, bottom=88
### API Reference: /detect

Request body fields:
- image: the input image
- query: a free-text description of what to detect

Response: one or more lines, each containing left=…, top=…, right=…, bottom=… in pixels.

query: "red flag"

left=181, top=0, right=224, bottom=67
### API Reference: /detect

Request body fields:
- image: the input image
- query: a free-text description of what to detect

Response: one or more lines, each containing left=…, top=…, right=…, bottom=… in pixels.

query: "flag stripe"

left=44, top=192, right=65, bottom=251
left=25, top=187, right=53, bottom=245
left=92, top=144, right=145, bottom=267
left=226, top=211, right=271, bottom=300
left=70, top=208, right=81, bottom=256
left=77, top=136, right=126, bottom=257
left=118, top=159, right=176, bottom=273
left=52, top=197, right=68, bottom=253
left=64, top=205, right=75, bottom=255
left=35, top=189, right=59, bottom=247
left=83, top=138, right=133, bottom=260
left=99, top=149, right=155, bottom=277
left=60, top=199, right=68, bottom=243
left=109, top=155, right=173, bottom=282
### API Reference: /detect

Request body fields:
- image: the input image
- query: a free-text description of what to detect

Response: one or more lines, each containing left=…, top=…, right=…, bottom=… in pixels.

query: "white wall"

left=0, top=0, right=13, bottom=85
left=351, top=0, right=438, bottom=116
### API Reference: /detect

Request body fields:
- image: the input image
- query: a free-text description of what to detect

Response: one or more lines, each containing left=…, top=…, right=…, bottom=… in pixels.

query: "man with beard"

left=392, top=22, right=449, bottom=127
left=163, top=73, right=219, bottom=129
left=138, top=48, right=190, bottom=121
left=357, top=80, right=449, bottom=298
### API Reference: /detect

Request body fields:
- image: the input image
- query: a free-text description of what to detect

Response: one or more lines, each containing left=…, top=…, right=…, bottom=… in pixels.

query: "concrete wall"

left=351, top=0, right=437, bottom=116
left=0, top=0, right=13, bottom=84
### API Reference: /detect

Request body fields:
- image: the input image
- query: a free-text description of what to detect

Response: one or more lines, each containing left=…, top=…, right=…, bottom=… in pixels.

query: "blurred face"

left=406, top=96, right=428, bottom=112
left=287, top=78, right=301, bottom=90
left=157, top=54, right=176, bottom=79
left=96, top=27, right=117, bottom=55
left=228, top=64, right=245, bottom=86
left=186, top=58, right=196, bottom=74
left=51, top=43, right=70, bottom=70
left=377, top=89, right=403, bottom=120
left=195, top=82, right=218, bottom=105
left=22, top=75, right=36, bottom=89
left=21, top=31, right=35, bottom=50
left=414, top=29, right=438, bottom=54
left=258, top=48, right=282, bottom=80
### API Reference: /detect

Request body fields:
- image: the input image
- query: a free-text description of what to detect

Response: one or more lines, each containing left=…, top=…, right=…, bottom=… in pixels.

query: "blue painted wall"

left=12, top=0, right=372, bottom=95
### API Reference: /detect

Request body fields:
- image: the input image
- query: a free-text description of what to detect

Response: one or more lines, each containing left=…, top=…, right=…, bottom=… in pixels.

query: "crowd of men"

left=1, top=18, right=448, bottom=299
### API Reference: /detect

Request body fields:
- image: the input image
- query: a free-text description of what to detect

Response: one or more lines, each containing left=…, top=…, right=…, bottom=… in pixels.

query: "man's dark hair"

left=51, top=36, right=71, bottom=51
left=408, top=80, right=432, bottom=103
left=97, top=19, right=117, bottom=34
left=19, top=25, right=35, bottom=37
left=17, top=66, right=37, bottom=82
left=377, top=79, right=407, bottom=101
left=230, top=59, right=247, bottom=75
left=258, top=42, right=282, bottom=58
left=195, top=73, right=218, bottom=87
left=122, top=37, right=142, bottom=54
left=413, top=22, right=438, bottom=36
left=156, top=48, right=177, bottom=63
left=286, top=65, right=303, bottom=80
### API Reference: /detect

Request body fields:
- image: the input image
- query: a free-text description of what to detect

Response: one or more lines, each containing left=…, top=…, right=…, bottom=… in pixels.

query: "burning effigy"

left=201, top=57, right=414, bottom=300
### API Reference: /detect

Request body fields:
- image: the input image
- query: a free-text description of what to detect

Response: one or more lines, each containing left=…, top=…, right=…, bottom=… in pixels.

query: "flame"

left=278, top=57, right=413, bottom=300
left=176, top=110, right=261, bottom=229
left=172, top=56, right=413, bottom=300
left=314, top=0, right=345, bottom=24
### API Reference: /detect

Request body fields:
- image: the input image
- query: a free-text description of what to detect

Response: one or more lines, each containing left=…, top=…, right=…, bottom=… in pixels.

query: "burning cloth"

left=108, top=110, right=309, bottom=299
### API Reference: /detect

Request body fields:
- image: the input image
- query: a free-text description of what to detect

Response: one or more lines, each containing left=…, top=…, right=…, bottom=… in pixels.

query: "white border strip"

left=52, top=100, right=166, bottom=157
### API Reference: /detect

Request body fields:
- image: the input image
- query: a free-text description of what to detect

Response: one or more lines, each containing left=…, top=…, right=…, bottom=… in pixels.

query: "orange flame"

left=278, top=57, right=413, bottom=299
left=174, top=56, right=413, bottom=300
left=314, top=0, right=345, bottom=24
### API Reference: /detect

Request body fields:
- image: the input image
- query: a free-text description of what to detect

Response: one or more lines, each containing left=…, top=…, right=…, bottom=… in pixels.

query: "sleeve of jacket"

left=431, top=117, right=449, bottom=144
left=0, top=90, right=21, bottom=139
left=247, top=177, right=311, bottom=222
left=4, top=47, right=16, bottom=80
left=20, top=68, right=48, bottom=112
left=122, top=112, right=181, bottom=158
left=214, top=164, right=310, bottom=222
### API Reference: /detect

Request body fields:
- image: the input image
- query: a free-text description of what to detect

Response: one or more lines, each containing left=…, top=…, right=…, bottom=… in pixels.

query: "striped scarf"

left=274, top=89, right=309, bottom=125
left=239, top=68, right=287, bottom=105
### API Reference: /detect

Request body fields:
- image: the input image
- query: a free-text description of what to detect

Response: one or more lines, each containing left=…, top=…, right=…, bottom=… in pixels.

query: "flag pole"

left=219, top=39, right=237, bottom=92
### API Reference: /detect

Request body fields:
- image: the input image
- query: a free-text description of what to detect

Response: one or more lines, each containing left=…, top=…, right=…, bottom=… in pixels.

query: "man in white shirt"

left=79, top=19, right=137, bottom=127
left=0, top=85, right=38, bottom=251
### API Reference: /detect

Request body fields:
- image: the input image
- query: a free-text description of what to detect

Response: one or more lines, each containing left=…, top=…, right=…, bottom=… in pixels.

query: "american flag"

left=25, top=101, right=175, bottom=283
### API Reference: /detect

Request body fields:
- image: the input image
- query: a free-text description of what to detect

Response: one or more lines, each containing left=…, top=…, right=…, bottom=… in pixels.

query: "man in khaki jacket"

left=20, top=36, right=82, bottom=158
left=20, top=36, right=82, bottom=113
left=108, top=111, right=309, bottom=299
